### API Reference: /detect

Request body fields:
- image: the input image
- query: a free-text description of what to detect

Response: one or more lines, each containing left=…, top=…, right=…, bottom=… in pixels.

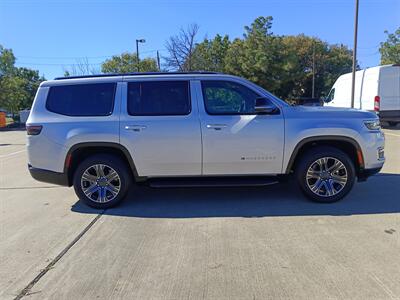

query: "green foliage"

left=187, top=16, right=353, bottom=100
left=0, top=45, right=45, bottom=115
left=380, top=28, right=400, bottom=64
left=276, top=35, right=353, bottom=99
left=243, top=16, right=273, bottom=38
left=225, top=17, right=284, bottom=95
left=0, top=45, right=16, bottom=76
left=0, top=75, right=29, bottom=115
left=101, top=53, right=159, bottom=73
left=14, top=67, right=45, bottom=110
left=191, top=34, right=231, bottom=72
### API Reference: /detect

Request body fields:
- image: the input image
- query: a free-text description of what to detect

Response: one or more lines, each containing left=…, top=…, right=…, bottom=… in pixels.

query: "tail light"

left=26, top=124, right=42, bottom=135
left=374, top=96, right=380, bottom=112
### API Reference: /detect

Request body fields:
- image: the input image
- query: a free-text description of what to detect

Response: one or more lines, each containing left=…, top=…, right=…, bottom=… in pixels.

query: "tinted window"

left=128, top=81, right=190, bottom=116
left=46, top=83, right=116, bottom=116
left=201, top=81, right=260, bottom=115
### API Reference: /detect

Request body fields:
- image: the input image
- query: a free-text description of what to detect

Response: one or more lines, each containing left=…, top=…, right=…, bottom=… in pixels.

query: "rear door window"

left=46, top=83, right=116, bottom=116
left=127, top=81, right=190, bottom=116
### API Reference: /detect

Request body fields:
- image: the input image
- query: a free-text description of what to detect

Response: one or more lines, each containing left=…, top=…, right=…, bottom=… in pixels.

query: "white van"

left=324, top=64, right=400, bottom=126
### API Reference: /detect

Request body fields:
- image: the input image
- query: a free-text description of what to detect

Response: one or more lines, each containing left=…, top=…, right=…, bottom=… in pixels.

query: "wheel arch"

left=285, top=136, right=365, bottom=175
left=64, top=142, right=143, bottom=186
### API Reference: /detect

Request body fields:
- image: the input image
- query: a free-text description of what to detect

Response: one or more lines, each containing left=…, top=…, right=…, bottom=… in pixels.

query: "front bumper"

left=28, top=164, right=70, bottom=186
left=357, top=166, right=383, bottom=182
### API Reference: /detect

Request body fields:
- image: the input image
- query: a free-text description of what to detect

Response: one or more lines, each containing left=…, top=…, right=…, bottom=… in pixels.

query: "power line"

left=358, top=50, right=380, bottom=57
left=358, top=43, right=380, bottom=50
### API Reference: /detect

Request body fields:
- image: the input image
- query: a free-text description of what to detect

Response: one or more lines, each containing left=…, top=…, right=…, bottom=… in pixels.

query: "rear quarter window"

left=127, top=81, right=190, bottom=116
left=46, top=83, right=116, bottom=116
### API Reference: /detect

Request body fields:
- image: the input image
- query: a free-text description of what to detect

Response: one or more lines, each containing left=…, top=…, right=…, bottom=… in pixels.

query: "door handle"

left=125, top=125, right=147, bottom=132
left=206, top=124, right=228, bottom=130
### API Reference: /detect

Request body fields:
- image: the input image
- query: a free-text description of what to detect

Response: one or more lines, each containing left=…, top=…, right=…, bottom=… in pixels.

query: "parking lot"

left=0, top=128, right=399, bottom=300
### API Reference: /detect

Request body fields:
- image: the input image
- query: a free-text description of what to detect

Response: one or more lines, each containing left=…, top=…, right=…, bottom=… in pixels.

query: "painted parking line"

left=0, top=149, right=26, bottom=158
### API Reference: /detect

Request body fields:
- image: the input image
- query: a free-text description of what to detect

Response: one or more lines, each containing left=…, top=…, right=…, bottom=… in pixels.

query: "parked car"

left=324, top=64, right=400, bottom=126
left=26, top=72, right=385, bottom=208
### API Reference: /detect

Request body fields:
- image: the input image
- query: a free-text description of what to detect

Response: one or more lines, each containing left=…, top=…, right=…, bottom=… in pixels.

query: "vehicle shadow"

left=71, top=173, right=400, bottom=218
left=0, top=126, right=26, bottom=132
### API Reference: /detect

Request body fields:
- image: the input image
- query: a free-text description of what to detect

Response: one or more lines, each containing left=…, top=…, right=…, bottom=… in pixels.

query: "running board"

left=147, top=176, right=279, bottom=188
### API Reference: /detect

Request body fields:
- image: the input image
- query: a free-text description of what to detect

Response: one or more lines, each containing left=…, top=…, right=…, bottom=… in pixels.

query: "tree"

left=278, top=35, right=353, bottom=99
left=164, top=17, right=353, bottom=100
left=14, top=67, right=44, bottom=109
left=224, top=16, right=285, bottom=95
left=101, top=53, right=158, bottom=73
left=0, top=45, right=15, bottom=76
left=164, top=23, right=200, bottom=71
left=380, top=28, right=400, bottom=64
left=63, top=57, right=100, bottom=76
left=0, top=76, right=29, bottom=116
left=191, top=34, right=231, bottom=72
left=222, top=17, right=352, bottom=100
left=0, top=45, right=45, bottom=115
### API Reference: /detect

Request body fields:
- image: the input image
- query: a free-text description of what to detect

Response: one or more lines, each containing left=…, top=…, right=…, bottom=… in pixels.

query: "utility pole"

left=157, top=50, right=161, bottom=71
left=135, top=39, right=146, bottom=72
left=312, top=43, right=316, bottom=98
left=351, top=0, right=359, bottom=108
left=136, top=41, right=139, bottom=72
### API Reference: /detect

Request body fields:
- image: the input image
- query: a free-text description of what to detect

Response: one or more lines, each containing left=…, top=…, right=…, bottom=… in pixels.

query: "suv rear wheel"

left=296, top=146, right=356, bottom=203
left=73, top=154, right=130, bottom=208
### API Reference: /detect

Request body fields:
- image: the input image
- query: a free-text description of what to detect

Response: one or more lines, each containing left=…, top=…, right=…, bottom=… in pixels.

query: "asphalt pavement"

left=0, top=128, right=399, bottom=300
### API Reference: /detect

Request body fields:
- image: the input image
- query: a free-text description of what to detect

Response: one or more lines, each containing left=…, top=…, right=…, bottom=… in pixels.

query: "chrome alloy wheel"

left=80, top=164, right=121, bottom=203
left=306, top=157, right=348, bottom=197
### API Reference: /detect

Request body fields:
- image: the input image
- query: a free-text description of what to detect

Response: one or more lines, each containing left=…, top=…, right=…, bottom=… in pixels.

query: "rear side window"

left=46, top=83, right=116, bottom=116
left=127, top=81, right=190, bottom=116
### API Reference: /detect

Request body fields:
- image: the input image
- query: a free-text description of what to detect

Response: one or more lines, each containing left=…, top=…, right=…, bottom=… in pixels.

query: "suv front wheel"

left=73, top=154, right=130, bottom=208
left=296, top=146, right=356, bottom=203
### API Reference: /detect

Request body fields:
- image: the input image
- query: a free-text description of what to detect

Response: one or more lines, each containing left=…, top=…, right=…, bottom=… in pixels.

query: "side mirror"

left=254, top=97, right=277, bottom=114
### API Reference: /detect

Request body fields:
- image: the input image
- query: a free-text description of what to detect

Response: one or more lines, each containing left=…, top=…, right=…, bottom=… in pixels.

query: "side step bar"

left=147, top=176, right=279, bottom=188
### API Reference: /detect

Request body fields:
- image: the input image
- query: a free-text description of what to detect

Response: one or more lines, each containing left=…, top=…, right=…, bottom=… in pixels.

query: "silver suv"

left=26, top=72, right=385, bottom=208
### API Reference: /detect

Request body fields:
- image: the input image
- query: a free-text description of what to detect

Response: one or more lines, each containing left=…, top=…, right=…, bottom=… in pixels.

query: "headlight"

left=364, top=120, right=381, bottom=131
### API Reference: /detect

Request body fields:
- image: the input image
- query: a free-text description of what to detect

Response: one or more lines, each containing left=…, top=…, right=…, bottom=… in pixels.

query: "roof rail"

left=54, top=71, right=220, bottom=80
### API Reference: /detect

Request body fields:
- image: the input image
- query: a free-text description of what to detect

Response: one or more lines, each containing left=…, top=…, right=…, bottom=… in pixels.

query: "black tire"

left=388, top=121, right=398, bottom=127
left=73, top=154, right=131, bottom=209
left=295, top=146, right=356, bottom=203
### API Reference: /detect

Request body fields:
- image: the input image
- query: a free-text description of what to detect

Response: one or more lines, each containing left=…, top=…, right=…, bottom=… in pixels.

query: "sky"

left=1, top=0, right=399, bottom=80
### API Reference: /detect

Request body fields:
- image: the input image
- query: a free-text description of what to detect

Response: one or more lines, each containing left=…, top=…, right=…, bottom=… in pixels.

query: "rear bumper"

left=28, top=164, right=70, bottom=186
left=358, top=166, right=382, bottom=182
left=378, top=110, right=400, bottom=122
